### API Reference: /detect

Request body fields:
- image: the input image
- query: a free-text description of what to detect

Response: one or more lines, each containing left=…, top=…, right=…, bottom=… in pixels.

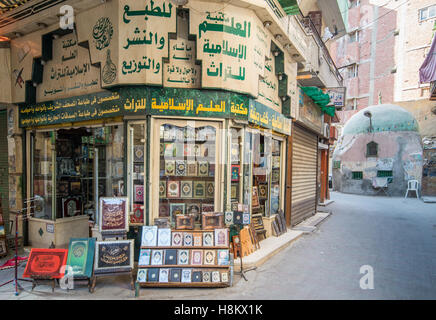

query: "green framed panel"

left=66, top=237, right=96, bottom=278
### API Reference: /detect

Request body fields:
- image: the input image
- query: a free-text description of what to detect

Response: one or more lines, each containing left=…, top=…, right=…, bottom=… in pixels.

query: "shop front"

left=18, top=86, right=292, bottom=248
left=289, top=90, right=324, bottom=227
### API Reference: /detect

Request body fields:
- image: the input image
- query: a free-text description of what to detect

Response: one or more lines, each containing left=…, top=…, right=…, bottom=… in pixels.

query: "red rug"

left=0, top=256, right=28, bottom=270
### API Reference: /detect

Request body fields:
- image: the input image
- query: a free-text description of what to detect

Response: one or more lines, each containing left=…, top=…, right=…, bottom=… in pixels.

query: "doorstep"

left=421, top=196, right=436, bottom=203
left=291, top=211, right=332, bottom=233
left=318, top=200, right=334, bottom=206
left=233, top=230, right=303, bottom=272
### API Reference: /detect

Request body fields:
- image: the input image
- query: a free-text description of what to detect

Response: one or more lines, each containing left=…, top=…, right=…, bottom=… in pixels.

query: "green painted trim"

left=145, top=116, right=151, bottom=226
left=19, top=86, right=250, bottom=127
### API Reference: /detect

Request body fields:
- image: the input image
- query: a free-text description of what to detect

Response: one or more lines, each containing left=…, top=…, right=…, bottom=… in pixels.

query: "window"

left=349, top=0, right=360, bottom=8
left=349, top=30, right=360, bottom=43
left=345, top=98, right=357, bottom=111
left=333, top=160, right=341, bottom=169
left=347, top=64, right=358, bottom=78
left=419, top=5, right=436, bottom=22
left=366, top=141, right=378, bottom=157
left=352, top=171, right=363, bottom=180
left=377, top=170, right=393, bottom=177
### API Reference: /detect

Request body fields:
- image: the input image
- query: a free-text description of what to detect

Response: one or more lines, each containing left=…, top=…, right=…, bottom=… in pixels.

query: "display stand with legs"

left=0, top=200, right=35, bottom=296
left=90, top=232, right=134, bottom=293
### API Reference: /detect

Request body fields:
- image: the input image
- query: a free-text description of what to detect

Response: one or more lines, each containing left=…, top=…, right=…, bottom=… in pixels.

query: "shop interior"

left=32, top=125, right=124, bottom=221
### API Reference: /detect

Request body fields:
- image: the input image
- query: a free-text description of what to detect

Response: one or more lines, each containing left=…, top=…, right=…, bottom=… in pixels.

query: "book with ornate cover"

left=170, top=268, right=182, bottom=282
left=165, top=160, right=175, bottom=176
left=202, top=232, right=214, bottom=247
left=159, top=181, right=166, bottom=198
left=148, top=268, right=159, bottom=282
left=177, top=249, right=190, bottom=265
left=198, top=161, right=209, bottom=176
left=150, top=249, right=164, bottom=265
left=141, top=226, right=158, bottom=247
left=193, top=181, right=205, bottom=198
left=183, top=232, right=193, bottom=246
left=180, top=181, right=193, bottom=198
left=187, top=161, right=198, bottom=176
left=217, top=249, right=230, bottom=265
left=175, top=160, right=187, bottom=176
left=159, top=268, right=169, bottom=283
left=190, top=250, right=203, bottom=265
left=157, top=228, right=171, bottom=246
left=167, top=181, right=180, bottom=198
left=138, top=249, right=151, bottom=265
left=181, top=269, right=192, bottom=283
left=205, top=182, right=214, bottom=198
left=164, top=249, right=177, bottom=265
left=203, top=250, right=216, bottom=265
left=171, top=231, right=183, bottom=246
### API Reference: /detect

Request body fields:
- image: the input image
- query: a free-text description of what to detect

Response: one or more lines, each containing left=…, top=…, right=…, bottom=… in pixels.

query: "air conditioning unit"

left=323, top=123, right=330, bottom=138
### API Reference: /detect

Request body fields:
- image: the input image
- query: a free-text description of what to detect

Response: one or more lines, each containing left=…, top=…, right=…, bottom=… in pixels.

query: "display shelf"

left=138, top=282, right=228, bottom=288
left=138, top=264, right=229, bottom=268
left=141, top=246, right=229, bottom=249
left=159, top=198, right=214, bottom=201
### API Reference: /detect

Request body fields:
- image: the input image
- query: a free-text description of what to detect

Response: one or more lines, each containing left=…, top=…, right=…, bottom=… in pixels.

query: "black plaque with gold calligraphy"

left=94, top=240, right=134, bottom=274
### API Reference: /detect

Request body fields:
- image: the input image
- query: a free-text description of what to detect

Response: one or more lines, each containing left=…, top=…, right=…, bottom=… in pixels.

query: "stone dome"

left=342, top=104, right=419, bottom=135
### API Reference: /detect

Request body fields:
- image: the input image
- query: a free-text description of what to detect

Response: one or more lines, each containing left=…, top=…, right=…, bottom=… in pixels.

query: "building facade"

left=332, top=104, right=423, bottom=196
left=0, top=0, right=343, bottom=249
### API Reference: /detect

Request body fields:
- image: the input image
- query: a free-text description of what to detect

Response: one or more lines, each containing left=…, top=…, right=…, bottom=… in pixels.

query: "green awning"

left=301, top=86, right=335, bottom=117
left=278, top=0, right=300, bottom=15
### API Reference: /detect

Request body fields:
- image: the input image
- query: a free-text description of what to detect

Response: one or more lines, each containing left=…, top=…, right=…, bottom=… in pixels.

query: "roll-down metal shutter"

left=0, top=111, right=9, bottom=232
left=291, top=124, right=318, bottom=226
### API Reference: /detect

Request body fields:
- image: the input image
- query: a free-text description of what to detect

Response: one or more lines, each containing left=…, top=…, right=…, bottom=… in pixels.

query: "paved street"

left=1, top=192, right=435, bottom=300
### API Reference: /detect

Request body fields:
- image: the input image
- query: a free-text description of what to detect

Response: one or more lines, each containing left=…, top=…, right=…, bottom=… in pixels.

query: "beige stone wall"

left=0, top=46, right=11, bottom=104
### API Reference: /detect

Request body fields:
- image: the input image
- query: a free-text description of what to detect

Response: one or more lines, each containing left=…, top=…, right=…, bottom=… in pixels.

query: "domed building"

left=332, top=104, right=423, bottom=196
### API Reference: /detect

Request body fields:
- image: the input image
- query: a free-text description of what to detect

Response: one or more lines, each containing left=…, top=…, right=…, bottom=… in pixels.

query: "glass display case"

left=151, top=119, right=223, bottom=227
left=31, top=124, right=124, bottom=222
left=127, top=121, right=146, bottom=226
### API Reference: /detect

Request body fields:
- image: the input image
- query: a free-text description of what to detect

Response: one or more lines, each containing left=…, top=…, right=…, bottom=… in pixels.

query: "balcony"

left=295, top=14, right=343, bottom=88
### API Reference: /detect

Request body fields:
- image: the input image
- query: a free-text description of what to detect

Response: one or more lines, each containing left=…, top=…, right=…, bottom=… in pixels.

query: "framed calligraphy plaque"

left=99, top=197, right=129, bottom=234
left=23, top=248, right=69, bottom=279
left=66, top=238, right=96, bottom=279
left=94, top=240, right=134, bottom=274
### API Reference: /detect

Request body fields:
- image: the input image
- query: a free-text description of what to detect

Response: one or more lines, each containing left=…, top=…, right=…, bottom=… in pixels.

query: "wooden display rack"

left=137, top=229, right=231, bottom=288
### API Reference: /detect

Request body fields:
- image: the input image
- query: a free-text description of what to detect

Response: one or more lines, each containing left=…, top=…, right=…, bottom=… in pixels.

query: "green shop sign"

left=248, top=100, right=292, bottom=135
left=19, top=87, right=250, bottom=127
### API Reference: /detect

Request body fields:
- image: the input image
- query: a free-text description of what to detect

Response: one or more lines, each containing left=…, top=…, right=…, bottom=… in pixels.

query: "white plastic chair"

left=405, top=180, right=419, bottom=199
